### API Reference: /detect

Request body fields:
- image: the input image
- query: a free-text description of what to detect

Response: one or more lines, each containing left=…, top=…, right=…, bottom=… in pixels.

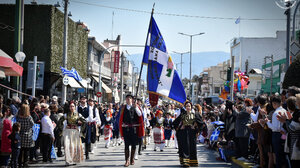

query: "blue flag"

left=235, top=17, right=240, bottom=24
left=210, top=130, right=220, bottom=141
left=142, top=16, right=186, bottom=104
left=60, top=67, right=82, bottom=81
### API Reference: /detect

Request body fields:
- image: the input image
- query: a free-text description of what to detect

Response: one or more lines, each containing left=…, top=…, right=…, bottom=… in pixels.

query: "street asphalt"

left=28, top=139, right=234, bottom=168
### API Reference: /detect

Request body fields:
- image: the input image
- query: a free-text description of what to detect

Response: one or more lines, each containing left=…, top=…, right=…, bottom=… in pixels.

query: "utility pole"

left=61, top=0, right=69, bottom=104
left=264, top=55, right=274, bottom=95
left=230, top=56, right=235, bottom=101
left=285, top=1, right=291, bottom=72
left=173, top=51, right=189, bottom=79
left=120, top=53, right=124, bottom=104
left=32, top=56, right=37, bottom=97
left=178, top=32, right=204, bottom=99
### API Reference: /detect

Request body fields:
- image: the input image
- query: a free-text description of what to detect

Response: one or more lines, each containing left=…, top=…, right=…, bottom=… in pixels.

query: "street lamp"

left=172, top=51, right=189, bottom=79
left=178, top=32, right=205, bottom=100
left=15, top=51, right=26, bottom=98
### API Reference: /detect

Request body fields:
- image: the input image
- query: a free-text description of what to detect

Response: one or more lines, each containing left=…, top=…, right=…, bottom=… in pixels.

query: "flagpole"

left=135, top=3, right=155, bottom=99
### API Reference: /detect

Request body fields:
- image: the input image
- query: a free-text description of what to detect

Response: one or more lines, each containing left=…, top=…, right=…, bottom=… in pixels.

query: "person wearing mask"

left=172, top=101, right=205, bottom=167
left=41, top=108, right=55, bottom=163
left=119, top=94, right=143, bottom=167
left=16, top=104, right=34, bottom=167
left=57, top=102, right=86, bottom=166
left=265, top=96, right=287, bottom=168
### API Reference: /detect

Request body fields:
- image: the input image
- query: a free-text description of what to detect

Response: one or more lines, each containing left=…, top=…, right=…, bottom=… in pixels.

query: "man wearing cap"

left=119, top=94, right=143, bottom=167
left=80, top=98, right=101, bottom=160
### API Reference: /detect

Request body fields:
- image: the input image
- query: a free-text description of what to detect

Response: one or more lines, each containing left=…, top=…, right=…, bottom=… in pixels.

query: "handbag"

left=291, top=139, right=300, bottom=160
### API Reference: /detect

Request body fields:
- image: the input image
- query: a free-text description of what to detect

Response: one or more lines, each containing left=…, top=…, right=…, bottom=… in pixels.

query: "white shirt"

left=126, top=104, right=142, bottom=117
left=251, top=106, right=260, bottom=122
left=86, top=106, right=101, bottom=125
left=267, top=106, right=286, bottom=132
left=175, top=108, right=181, bottom=118
left=41, top=115, right=55, bottom=139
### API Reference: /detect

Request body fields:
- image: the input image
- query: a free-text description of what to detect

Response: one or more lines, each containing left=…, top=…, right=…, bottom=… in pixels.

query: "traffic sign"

left=63, top=77, right=69, bottom=85
left=96, top=92, right=102, bottom=97
left=291, top=41, right=300, bottom=56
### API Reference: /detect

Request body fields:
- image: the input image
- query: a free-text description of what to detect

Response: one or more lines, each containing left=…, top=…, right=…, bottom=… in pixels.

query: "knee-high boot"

left=130, top=148, right=136, bottom=165
left=124, top=149, right=130, bottom=167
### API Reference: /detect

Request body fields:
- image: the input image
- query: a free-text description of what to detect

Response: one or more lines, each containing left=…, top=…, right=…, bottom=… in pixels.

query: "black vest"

left=122, top=106, right=139, bottom=124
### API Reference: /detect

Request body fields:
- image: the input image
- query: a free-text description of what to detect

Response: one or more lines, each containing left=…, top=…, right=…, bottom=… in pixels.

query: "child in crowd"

left=8, top=122, right=21, bottom=168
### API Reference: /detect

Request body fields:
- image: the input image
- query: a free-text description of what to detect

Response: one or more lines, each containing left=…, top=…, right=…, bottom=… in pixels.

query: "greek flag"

left=142, top=16, right=186, bottom=104
left=32, top=124, right=40, bottom=141
left=60, top=67, right=82, bottom=81
left=145, top=98, right=151, bottom=107
left=235, top=17, right=240, bottom=24
left=210, top=130, right=220, bottom=141
left=218, top=148, right=227, bottom=162
left=51, top=145, right=57, bottom=159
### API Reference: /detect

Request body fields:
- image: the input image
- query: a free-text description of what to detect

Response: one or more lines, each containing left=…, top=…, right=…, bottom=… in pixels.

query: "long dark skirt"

left=180, top=127, right=198, bottom=166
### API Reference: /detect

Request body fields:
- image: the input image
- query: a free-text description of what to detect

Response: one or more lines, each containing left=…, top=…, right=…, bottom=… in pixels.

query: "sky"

left=3, top=0, right=288, bottom=78
left=13, top=0, right=286, bottom=54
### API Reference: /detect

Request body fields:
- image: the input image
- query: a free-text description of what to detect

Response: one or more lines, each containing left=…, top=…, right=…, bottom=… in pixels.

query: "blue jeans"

left=0, top=155, right=10, bottom=166
left=12, top=148, right=20, bottom=168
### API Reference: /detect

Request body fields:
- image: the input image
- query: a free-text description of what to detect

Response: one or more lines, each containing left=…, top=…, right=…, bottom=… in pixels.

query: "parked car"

left=204, top=96, right=224, bottom=105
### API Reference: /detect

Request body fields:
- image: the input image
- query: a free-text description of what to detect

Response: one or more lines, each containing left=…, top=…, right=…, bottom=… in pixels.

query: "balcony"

left=88, top=61, right=111, bottom=79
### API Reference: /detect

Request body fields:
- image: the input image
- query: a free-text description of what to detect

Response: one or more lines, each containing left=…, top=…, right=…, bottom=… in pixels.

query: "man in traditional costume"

left=119, top=94, right=144, bottom=167
left=164, top=112, right=173, bottom=147
left=173, top=101, right=205, bottom=167
left=79, top=98, right=101, bottom=160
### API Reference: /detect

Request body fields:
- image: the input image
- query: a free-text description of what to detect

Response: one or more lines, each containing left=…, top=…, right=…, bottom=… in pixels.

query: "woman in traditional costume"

left=57, top=102, right=86, bottom=166
left=173, top=101, right=205, bottom=167
left=152, top=110, right=165, bottom=151
left=104, top=109, right=113, bottom=148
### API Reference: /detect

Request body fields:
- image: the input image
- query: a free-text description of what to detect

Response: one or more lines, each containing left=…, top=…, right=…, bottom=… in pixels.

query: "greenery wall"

left=0, top=4, right=88, bottom=95
left=50, top=7, right=88, bottom=77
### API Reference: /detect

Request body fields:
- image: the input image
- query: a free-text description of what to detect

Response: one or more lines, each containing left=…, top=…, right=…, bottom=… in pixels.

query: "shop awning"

left=91, top=76, right=112, bottom=93
left=66, top=76, right=82, bottom=88
left=0, top=49, right=23, bottom=76
left=79, top=79, right=93, bottom=89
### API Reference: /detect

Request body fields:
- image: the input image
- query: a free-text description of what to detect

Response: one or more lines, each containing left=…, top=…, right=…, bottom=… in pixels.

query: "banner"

left=113, top=51, right=120, bottom=73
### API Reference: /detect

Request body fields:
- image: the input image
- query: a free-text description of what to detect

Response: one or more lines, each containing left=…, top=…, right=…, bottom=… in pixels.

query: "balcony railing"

left=89, top=61, right=111, bottom=78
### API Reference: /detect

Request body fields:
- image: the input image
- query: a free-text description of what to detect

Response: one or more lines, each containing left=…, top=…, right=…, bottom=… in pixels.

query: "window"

left=214, top=87, right=220, bottom=94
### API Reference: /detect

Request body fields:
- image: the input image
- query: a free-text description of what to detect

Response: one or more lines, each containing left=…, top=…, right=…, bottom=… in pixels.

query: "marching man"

left=119, top=94, right=144, bottom=167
